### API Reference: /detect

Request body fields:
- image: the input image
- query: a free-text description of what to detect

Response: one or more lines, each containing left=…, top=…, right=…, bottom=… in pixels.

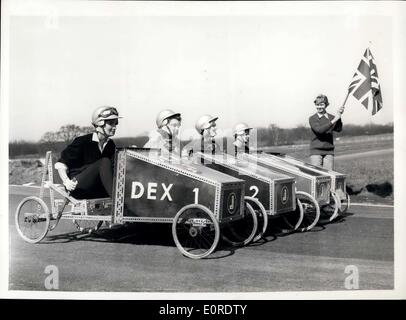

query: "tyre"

left=339, top=193, right=351, bottom=214
left=296, top=191, right=320, bottom=232
left=221, top=200, right=258, bottom=247
left=15, top=196, right=50, bottom=244
left=319, top=192, right=340, bottom=224
left=244, top=197, right=268, bottom=242
left=172, top=204, right=220, bottom=259
left=282, top=198, right=304, bottom=233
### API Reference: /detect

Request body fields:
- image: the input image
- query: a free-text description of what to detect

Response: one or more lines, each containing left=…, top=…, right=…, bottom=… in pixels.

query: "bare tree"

left=39, top=131, right=58, bottom=143
left=40, top=125, right=94, bottom=144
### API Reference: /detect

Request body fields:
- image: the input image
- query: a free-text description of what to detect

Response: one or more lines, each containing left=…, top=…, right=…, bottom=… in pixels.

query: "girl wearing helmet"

left=54, top=106, right=121, bottom=199
left=183, top=114, right=222, bottom=158
left=144, top=109, right=182, bottom=156
left=231, top=122, right=253, bottom=156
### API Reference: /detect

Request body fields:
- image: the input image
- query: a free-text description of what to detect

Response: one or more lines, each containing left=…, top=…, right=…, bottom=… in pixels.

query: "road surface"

left=8, top=187, right=393, bottom=292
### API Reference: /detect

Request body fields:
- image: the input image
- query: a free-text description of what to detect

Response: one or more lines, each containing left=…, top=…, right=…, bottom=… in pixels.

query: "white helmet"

left=195, top=114, right=218, bottom=134
left=234, top=122, right=252, bottom=135
left=156, top=109, right=181, bottom=128
left=92, top=106, right=121, bottom=126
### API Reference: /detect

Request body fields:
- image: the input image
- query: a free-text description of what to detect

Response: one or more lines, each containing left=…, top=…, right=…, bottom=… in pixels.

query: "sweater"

left=58, top=133, right=116, bottom=178
left=309, top=113, right=342, bottom=155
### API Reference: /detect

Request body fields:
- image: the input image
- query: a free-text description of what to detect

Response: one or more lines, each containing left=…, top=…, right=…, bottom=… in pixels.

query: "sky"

left=5, top=2, right=398, bottom=142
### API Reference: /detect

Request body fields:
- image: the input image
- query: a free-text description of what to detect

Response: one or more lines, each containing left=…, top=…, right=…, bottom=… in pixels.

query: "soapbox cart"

left=15, top=148, right=263, bottom=259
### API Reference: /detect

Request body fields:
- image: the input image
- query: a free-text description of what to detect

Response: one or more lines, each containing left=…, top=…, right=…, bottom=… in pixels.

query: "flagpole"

left=342, top=91, right=350, bottom=109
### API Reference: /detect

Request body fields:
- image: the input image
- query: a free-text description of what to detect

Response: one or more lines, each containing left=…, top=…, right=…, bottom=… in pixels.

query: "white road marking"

left=350, top=203, right=393, bottom=208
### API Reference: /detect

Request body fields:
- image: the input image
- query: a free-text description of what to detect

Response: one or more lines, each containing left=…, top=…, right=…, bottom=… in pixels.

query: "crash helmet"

left=234, top=122, right=253, bottom=135
left=91, top=106, right=122, bottom=126
left=156, top=109, right=181, bottom=128
left=195, top=114, right=218, bottom=134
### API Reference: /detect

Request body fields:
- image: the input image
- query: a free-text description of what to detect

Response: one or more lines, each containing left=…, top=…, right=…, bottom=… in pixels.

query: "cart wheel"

left=340, top=193, right=351, bottom=214
left=73, top=220, right=104, bottom=234
left=15, top=196, right=50, bottom=244
left=221, top=200, right=258, bottom=247
left=319, top=192, right=340, bottom=224
left=296, top=191, right=320, bottom=232
left=245, top=197, right=268, bottom=242
left=172, top=204, right=220, bottom=259
left=282, top=198, right=304, bottom=233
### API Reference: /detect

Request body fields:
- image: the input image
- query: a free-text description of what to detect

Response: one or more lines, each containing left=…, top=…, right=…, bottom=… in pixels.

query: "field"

left=261, top=133, right=393, bottom=158
left=9, top=133, right=394, bottom=204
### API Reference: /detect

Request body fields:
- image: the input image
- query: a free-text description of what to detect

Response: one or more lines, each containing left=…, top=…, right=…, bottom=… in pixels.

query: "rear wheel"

left=296, top=191, right=320, bottom=232
left=221, top=200, right=258, bottom=247
left=172, top=204, right=220, bottom=259
left=319, top=192, right=340, bottom=224
left=340, top=193, right=351, bottom=214
left=15, top=196, right=50, bottom=243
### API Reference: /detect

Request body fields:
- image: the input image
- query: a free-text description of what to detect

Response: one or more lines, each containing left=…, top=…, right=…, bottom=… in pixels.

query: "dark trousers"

left=71, top=158, right=113, bottom=199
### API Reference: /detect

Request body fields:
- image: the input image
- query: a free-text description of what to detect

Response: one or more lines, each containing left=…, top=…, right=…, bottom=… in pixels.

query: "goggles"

left=99, top=107, right=119, bottom=118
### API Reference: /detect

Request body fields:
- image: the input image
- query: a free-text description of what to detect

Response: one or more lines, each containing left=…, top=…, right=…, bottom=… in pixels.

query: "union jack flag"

left=348, top=48, right=383, bottom=115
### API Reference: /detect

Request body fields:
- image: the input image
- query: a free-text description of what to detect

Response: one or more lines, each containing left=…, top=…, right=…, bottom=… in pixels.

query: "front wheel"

left=339, top=193, right=351, bottom=214
left=15, top=196, right=50, bottom=243
left=282, top=198, right=304, bottom=233
left=296, top=191, right=320, bottom=232
left=245, top=197, right=268, bottom=242
left=221, top=200, right=258, bottom=247
left=319, top=192, right=340, bottom=224
left=172, top=204, right=220, bottom=259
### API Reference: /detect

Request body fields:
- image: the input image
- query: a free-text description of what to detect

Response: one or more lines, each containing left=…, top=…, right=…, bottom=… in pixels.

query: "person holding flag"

left=308, top=94, right=345, bottom=170
left=307, top=46, right=383, bottom=170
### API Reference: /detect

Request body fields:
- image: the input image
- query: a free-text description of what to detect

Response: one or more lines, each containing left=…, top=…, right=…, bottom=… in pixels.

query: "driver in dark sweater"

left=55, top=106, right=121, bottom=199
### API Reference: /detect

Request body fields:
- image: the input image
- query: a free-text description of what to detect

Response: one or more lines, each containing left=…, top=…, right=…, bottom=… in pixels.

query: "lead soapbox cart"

left=15, top=148, right=264, bottom=259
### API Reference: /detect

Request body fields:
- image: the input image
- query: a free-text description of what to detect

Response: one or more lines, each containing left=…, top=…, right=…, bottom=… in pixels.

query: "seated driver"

left=54, top=106, right=121, bottom=199
left=144, top=109, right=182, bottom=157
left=230, top=122, right=253, bottom=156
left=183, top=114, right=222, bottom=158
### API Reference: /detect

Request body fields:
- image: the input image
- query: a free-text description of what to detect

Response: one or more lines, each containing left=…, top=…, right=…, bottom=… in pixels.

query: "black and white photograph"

left=1, top=0, right=405, bottom=299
